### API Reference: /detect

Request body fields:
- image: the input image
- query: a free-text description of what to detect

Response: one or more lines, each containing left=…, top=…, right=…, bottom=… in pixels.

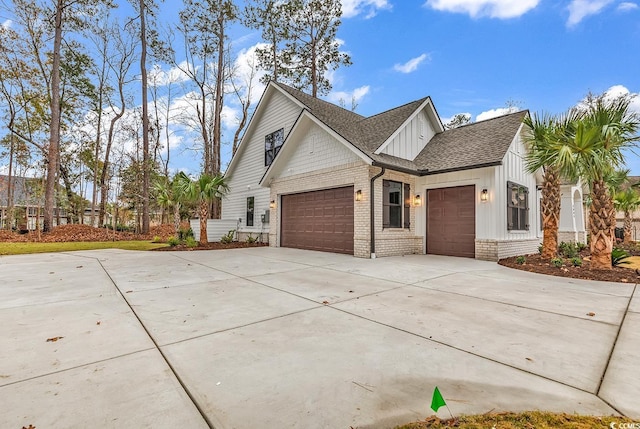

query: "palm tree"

left=524, top=112, right=562, bottom=259
left=553, top=96, right=639, bottom=269
left=178, top=173, right=229, bottom=245
left=154, top=172, right=190, bottom=235
left=614, top=188, right=640, bottom=243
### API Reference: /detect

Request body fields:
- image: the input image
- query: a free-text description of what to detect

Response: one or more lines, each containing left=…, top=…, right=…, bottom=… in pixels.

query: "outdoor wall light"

left=481, top=188, right=489, bottom=202
left=355, top=190, right=363, bottom=202
left=269, top=200, right=276, bottom=209
left=414, top=194, right=422, bottom=206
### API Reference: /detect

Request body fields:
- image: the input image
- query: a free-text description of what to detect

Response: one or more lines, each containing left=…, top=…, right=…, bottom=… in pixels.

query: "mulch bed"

left=153, top=241, right=269, bottom=251
left=499, top=253, right=640, bottom=283
left=0, top=224, right=177, bottom=243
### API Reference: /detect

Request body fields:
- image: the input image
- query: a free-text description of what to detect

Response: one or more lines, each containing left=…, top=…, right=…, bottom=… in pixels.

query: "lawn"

left=396, top=411, right=634, bottom=428
left=0, top=240, right=168, bottom=255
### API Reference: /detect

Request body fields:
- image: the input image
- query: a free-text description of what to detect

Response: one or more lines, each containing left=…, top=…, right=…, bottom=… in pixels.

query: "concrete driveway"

left=1, top=247, right=638, bottom=428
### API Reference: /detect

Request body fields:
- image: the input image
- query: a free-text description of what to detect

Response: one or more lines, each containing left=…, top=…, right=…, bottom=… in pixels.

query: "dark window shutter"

left=403, top=183, right=410, bottom=229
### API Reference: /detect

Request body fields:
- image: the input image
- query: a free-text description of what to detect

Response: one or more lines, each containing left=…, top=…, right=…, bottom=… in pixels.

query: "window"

left=507, top=181, right=529, bottom=231
left=383, top=180, right=410, bottom=229
left=246, top=197, right=254, bottom=227
left=265, top=128, right=284, bottom=166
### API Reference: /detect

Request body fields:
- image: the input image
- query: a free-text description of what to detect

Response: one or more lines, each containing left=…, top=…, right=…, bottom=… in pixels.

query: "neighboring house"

left=0, top=175, right=67, bottom=230
left=196, top=82, right=585, bottom=261
left=614, top=176, right=640, bottom=241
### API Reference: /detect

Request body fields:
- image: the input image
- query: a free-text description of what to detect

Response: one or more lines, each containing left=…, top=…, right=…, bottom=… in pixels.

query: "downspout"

left=370, top=166, right=385, bottom=258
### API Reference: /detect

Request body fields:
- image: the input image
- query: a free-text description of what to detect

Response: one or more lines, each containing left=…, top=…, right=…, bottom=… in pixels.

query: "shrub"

left=516, top=256, right=526, bottom=265
left=220, top=229, right=235, bottom=244
left=246, top=233, right=257, bottom=244
left=559, top=242, right=579, bottom=258
left=152, top=235, right=162, bottom=243
left=167, top=236, right=180, bottom=247
left=550, top=257, right=563, bottom=268
left=571, top=257, right=582, bottom=267
left=178, top=227, right=194, bottom=241
left=611, top=247, right=631, bottom=267
left=538, top=245, right=543, bottom=255
left=576, top=242, right=587, bottom=252
left=185, top=236, right=198, bottom=248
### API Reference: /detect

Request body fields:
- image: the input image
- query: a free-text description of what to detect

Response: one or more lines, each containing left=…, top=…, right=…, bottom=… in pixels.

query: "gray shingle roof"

left=274, top=82, right=526, bottom=175
left=413, top=110, right=528, bottom=174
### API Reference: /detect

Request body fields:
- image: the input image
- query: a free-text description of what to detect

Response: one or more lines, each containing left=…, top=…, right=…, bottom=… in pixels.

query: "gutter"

left=370, top=160, right=502, bottom=177
left=370, top=166, right=385, bottom=258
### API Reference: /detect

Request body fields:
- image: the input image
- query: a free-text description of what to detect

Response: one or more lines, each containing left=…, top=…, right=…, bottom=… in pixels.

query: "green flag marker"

left=430, top=386, right=446, bottom=412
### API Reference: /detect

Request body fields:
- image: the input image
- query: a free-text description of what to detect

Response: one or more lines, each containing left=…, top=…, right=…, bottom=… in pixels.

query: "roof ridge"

left=273, top=81, right=365, bottom=120
left=363, top=96, right=430, bottom=121
left=450, top=109, right=527, bottom=130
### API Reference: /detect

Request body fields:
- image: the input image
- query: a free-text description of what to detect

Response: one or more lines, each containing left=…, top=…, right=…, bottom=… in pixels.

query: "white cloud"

left=566, top=0, right=614, bottom=26
left=617, top=2, right=639, bottom=11
left=393, top=54, right=429, bottom=74
left=424, top=0, right=539, bottom=18
left=476, top=106, right=518, bottom=122
left=148, top=63, right=191, bottom=87
left=602, top=85, right=640, bottom=114
left=341, top=0, right=392, bottom=18
left=326, top=85, right=371, bottom=106
left=2, top=19, right=12, bottom=29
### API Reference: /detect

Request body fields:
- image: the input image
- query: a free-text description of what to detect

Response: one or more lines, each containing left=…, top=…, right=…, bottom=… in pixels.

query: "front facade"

left=207, top=82, right=584, bottom=261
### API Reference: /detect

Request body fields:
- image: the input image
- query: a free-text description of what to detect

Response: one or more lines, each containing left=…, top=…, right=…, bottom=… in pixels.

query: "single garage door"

left=427, top=185, right=475, bottom=258
left=281, top=186, right=354, bottom=254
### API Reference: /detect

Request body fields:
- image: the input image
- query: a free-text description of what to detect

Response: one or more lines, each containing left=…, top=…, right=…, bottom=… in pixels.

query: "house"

left=0, top=175, right=67, bottom=230
left=196, top=82, right=586, bottom=261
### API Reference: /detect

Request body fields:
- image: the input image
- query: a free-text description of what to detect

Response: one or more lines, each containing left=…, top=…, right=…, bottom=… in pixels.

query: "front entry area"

left=426, top=185, right=476, bottom=258
left=280, top=186, right=354, bottom=254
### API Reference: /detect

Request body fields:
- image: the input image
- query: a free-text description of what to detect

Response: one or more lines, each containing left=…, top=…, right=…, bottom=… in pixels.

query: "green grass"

left=396, top=411, right=634, bottom=429
left=0, top=241, right=168, bottom=255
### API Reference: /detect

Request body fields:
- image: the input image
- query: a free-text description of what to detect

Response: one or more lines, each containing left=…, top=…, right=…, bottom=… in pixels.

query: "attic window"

left=265, top=128, right=284, bottom=167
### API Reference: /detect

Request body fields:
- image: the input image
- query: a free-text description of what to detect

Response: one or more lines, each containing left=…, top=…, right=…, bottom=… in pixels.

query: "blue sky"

left=3, top=0, right=639, bottom=179
left=222, top=0, right=640, bottom=174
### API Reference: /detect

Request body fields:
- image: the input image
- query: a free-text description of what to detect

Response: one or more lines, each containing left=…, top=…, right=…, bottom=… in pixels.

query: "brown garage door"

left=427, top=185, right=475, bottom=258
left=281, top=186, right=354, bottom=254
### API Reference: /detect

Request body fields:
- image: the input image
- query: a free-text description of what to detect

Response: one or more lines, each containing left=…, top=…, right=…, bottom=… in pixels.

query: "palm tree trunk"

left=589, top=179, right=614, bottom=269
left=199, top=201, right=208, bottom=245
left=541, top=166, right=561, bottom=258
left=624, top=209, right=633, bottom=243
left=173, top=204, right=180, bottom=235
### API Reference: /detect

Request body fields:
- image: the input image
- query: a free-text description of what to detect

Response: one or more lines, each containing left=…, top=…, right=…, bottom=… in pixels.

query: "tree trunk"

left=173, top=203, right=180, bottom=235
left=211, top=7, right=225, bottom=220
left=59, top=164, right=79, bottom=224
left=44, top=0, right=64, bottom=233
left=540, top=166, right=561, bottom=259
left=139, top=0, right=150, bottom=234
left=199, top=201, right=208, bottom=245
left=5, top=124, right=15, bottom=230
left=589, top=179, right=614, bottom=270
left=624, top=210, right=633, bottom=243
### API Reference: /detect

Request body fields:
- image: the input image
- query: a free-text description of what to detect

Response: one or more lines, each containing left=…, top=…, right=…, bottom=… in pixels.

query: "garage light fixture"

left=269, top=200, right=276, bottom=209
left=481, top=188, right=489, bottom=202
left=355, top=190, right=363, bottom=202
left=413, top=194, right=421, bottom=206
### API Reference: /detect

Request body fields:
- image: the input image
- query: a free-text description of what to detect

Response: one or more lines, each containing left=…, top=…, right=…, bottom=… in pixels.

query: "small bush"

left=538, top=245, right=543, bottom=255
left=220, top=229, right=235, bottom=244
left=185, top=236, right=198, bottom=248
left=571, top=257, right=582, bottom=267
left=612, top=247, right=631, bottom=267
left=550, top=257, right=563, bottom=268
left=246, top=233, right=257, bottom=244
left=576, top=242, right=587, bottom=252
left=167, top=236, right=180, bottom=247
left=559, top=242, right=579, bottom=258
left=516, top=256, right=526, bottom=265
left=178, top=227, right=194, bottom=241
left=152, top=235, right=162, bottom=243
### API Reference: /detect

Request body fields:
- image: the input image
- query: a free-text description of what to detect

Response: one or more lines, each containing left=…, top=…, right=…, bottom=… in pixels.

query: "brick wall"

left=475, top=238, right=541, bottom=261
left=558, top=230, right=587, bottom=244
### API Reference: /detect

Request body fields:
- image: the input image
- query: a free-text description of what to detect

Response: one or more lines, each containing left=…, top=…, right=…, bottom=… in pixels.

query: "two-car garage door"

left=427, top=185, right=476, bottom=258
left=280, top=186, right=354, bottom=255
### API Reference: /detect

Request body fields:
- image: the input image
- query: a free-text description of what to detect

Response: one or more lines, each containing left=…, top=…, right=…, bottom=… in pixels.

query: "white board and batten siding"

left=222, top=89, right=303, bottom=235
left=379, top=110, right=435, bottom=160
left=491, top=130, right=540, bottom=241
left=190, top=219, right=238, bottom=243
left=276, top=121, right=362, bottom=179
